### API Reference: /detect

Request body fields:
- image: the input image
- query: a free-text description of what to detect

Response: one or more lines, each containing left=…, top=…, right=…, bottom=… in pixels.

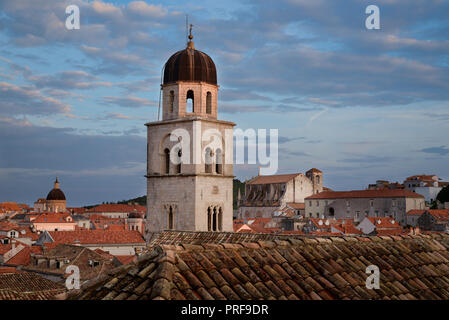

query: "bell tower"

left=145, top=28, right=235, bottom=236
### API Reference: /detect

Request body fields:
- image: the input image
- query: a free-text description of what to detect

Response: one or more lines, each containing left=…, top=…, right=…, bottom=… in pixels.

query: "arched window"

left=215, top=149, right=222, bottom=174
left=316, top=175, right=320, bottom=184
left=207, top=207, right=212, bottom=231
left=205, top=148, right=213, bottom=173
left=164, top=148, right=170, bottom=174
left=329, top=207, right=335, bottom=217
left=168, top=206, right=174, bottom=230
left=206, top=92, right=212, bottom=114
left=177, top=149, right=182, bottom=174
left=186, top=90, right=194, bottom=113
left=169, top=90, right=174, bottom=113
left=212, top=207, right=217, bottom=231
left=218, top=208, right=223, bottom=231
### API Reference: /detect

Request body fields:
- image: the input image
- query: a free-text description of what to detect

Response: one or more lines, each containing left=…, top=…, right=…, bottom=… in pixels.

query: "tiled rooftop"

left=70, top=233, right=449, bottom=300
left=47, top=230, right=146, bottom=245
left=0, top=272, right=65, bottom=300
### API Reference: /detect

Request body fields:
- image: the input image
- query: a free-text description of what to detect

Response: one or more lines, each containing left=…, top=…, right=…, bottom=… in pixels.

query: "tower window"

left=168, top=206, right=174, bottom=230
left=164, top=148, right=170, bottom=174
left=206, top=92, right=212, bottom=114
left=169, top=91, right=174, bottom=113
left=205, top=148, right=213, bottom=173
left=215, top=149, right=222, bottom=174
left=186, top=90, right=194, bottom=113
left=207, top=207, right=212, bottom=231
left=212, top=207, right=217, bottom=231
left=177, top=149, right=182, bottom=174
left=316, top=175, right=320, bottom=184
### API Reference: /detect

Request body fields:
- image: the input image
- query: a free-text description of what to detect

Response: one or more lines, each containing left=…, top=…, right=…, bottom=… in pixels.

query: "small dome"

left=46, top=188, right=66, bottom=201
left=128, top=212, right=143, bottom=219
left=163, top=46, right=217, bottom=85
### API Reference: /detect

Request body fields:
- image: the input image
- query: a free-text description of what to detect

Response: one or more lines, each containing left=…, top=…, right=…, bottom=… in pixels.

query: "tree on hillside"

left=437, top=186, right=449, bottom=204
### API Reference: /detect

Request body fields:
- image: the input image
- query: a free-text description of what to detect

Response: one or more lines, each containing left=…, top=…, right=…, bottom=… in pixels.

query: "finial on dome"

left=54, top=177, right=60, bottom=189
left=187, top=23, right=195, bottom=49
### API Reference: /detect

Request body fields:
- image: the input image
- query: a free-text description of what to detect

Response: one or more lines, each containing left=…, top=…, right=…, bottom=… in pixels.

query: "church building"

left=145, top=29, right=235, bottom=235
left=33, top=178, right=67, bottom=213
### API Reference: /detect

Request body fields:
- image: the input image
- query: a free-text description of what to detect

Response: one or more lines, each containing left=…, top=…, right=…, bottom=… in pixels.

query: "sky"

left=0, top=0, right=448, bottom=206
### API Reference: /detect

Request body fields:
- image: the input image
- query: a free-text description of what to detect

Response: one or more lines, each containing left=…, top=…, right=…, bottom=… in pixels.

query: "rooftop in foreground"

left=67, top=231, right=449, bottom=300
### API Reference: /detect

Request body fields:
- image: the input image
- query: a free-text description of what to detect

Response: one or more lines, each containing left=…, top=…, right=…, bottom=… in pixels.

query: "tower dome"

left=46, top=177, right=66, bottom=201
left=163, top=29, right=217, bottom=85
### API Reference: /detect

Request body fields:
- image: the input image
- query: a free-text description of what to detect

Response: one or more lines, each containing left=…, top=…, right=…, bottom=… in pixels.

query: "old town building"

left=305, top=189, right=425, bottom=225
left=236, top=169, right=323, bottom=219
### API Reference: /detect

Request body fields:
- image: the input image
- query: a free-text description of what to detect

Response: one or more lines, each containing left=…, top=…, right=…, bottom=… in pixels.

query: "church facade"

left=236, top=168, right=324, bottom=219
left=145, top=31, right=235, bottom=236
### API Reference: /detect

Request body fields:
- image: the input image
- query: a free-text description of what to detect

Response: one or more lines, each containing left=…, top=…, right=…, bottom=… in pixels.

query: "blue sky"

left=0, top=0, right=448, bottom=206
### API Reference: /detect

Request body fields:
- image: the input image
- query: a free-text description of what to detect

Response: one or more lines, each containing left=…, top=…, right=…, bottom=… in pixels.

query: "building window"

left=207, top=207, right=212, bottom=231
left=346, top=200, right=350, bottom=207
left=329, top=208, right=335, bottom=216
left=205, top=148, right=213, bottom=173
left=168, top=206, right=174, bottom=230
left=215, top=149, right=223, bottom=174
left=316, top=176, right=320, bottom=184
left=355, top=211, right=360, bottom=219
left=177, top=149, right=182, bottom=174
left=392, top=199, right=396, bottom=207
left=186, top=90, right=194, bottom=113
left=309, top=201, right=312, bottom=207
left=212, top=207, right=217, bottom=231
left=164, top=148, right=170, bottom=174
left=316, top=201, right=319, bottom=207
left=169, top=90, right=174, bottom=113
left=206, top=92, right=212, bottom=114
left=370, top=200, right=374, bottom=207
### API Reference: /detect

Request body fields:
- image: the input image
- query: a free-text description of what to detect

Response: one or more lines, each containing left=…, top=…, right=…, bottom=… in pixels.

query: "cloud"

left=0, top=118, right=146, bottom=205
left=29, top=70, right=113, bottom=90
left=278, top=136, right=305, bottom=144
left=0, top=81, right=71, bottom=116
left=102, top=95, right=157, bottom=108
left=420, top=146, right=449, bottom=156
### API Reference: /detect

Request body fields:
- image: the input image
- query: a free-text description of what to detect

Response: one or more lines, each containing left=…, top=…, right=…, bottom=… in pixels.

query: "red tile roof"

left=86, top=204, right=146, bottom=214
left=0, top=267, right=21, bottom=274
left=5, top=247, right=32, bottom=266
left=367, top=217, right=401, bottom=229
left=306, top=189, right=424, bottom=200
left=33, top=212, right=74, bottom=224
left=47, top=230, right=145, bottom=245
left=114, top=255, right=136, bottom=265
left=286, top=202, right=305, bottom=210
left=428, top=210, right=449, bottom=222
left=405, top=174, right=438, bottom=182
left=0, top=202, right=22, bottom=212
left=407, top=210, right=426, bottom=216
left=247, top=173, right=300, bottom=185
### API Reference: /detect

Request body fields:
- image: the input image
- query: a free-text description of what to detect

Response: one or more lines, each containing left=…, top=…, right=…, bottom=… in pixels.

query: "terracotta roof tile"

left=247, top=173, right=300, bottom=185
left=68, top=231, right=449, bottom=300
left=48, top=230, right=145, bottom=245
left=0, top=272, right=65, bottom=300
